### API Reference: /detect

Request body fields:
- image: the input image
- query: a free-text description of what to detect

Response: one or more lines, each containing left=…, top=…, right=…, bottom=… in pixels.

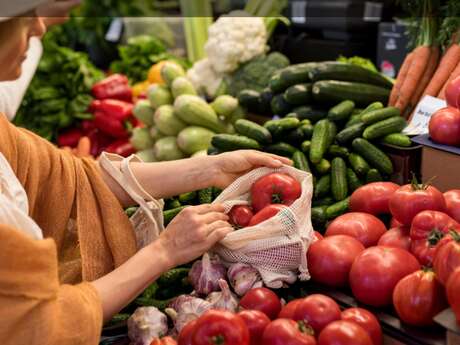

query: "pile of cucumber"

left=209, top=100, right=411, bottom=230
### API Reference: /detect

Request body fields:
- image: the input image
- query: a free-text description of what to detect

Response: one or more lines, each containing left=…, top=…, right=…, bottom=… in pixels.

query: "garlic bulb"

left=206, top=279, right=239, bottom=312
left=227, top=262, right=263, bottom=296
left=127, top=307, right=168, bottom=345
left=189, top=253, right=227, bottom=295
left=165, top=295, right=212, bottom=333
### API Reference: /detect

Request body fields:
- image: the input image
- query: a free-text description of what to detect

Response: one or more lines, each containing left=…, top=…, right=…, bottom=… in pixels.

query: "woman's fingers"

left=193, top=203, right=225, bottom=214
left=206, top=220, right=232, bottom=234
left=199, top=211, right=229, bottom=224
left=76, top=136, right=91, bottom=157
left=206, top=227, right=233, bottom=244
left=245, top=151, right=292, bottom=168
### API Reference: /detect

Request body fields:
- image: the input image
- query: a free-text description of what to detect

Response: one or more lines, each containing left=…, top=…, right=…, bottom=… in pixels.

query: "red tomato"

left=444, top=190, right=460, bottom=223
left=349, top=246, right=420, bottom=307
left=429, top=107, right=460, bottom=146
left=390, top=217, right=402, bottom=228
left=447, top=267, right=460, bottom=326
left=341, top=308, right=382, bottom=345
left=307, top=235, right=365, bottom=287
left=248, top=204, right=287, bottom=226
left=178, top=319, right=197, bottom=345
left=239, top=287, right=282, bottom=320
left=377, top=227, right=411, bottom=251
left=389, top=183, right=446, bottom=226
left=192, top=310, right=249, bottom=345
left=313, top=231, right=323, bottom=241
left=262, top=319, right=316, bottom=345
left=392, top=269, right=447, bottom=326
left=350, top=182, right=400, bottom=215
left=318, top=320, right=372, bottom=345
left=446, top=76, right=460, bottom=108
left=293, top=294, right=341, bottom=334
left=151, top=337, right=177, bottom=345
left=278, top=299, right=301, bottom=319
left=238, top=310, right=270, bottom=345
left=229, top=205, right=254, bottom=228
left=433, top=230, right=460, bottom=285
left=325, top=212, right=387, bottom=247
left=409, top=210, right=459, bottom=266
left=251, top=173, right=301, bottom=212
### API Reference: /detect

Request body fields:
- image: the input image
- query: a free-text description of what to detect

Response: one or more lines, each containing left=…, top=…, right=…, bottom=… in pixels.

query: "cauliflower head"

left=186, top=58, right=224, bottom=97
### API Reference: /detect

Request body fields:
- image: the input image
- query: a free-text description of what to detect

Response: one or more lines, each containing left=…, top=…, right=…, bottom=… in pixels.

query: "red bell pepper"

left=57, top=128, right=83, bottom=148
left=99, top=99, right=133, bottom=121
left=104, top=139, right=135, bottom=157
left=93, top=111, right=129, bottom=139
left=92, top=74, right=132, bottom=102
left=81, top=119, right=96, bottom=134
left=410, top=210, right=460, bottom=266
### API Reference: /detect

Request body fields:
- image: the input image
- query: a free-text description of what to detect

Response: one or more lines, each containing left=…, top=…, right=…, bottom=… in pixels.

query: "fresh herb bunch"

left=438, top=0, right=460, bottom=49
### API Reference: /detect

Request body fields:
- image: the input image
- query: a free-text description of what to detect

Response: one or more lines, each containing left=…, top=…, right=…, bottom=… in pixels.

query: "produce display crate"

left=382, top=142, right=422, bottom=185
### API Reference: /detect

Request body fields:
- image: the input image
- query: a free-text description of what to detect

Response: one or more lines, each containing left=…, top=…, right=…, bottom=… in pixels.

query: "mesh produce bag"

left=212, top=166, right=314, bottom=288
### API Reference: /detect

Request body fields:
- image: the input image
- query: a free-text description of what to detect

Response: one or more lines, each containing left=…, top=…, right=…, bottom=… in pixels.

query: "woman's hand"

left=156, top=204, right=232, bottom=269
left=212, top=150, right=293, bottom=189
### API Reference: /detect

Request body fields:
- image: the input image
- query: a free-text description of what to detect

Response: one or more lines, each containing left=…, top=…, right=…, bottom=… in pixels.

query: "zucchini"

left=328, top=145, right=350, bottom=159
left=198, top=187, right=213, bottom=204
left=312, top=80, right=391, bottom=106
left=164, top=206, right=188, bottom=226
left=314, top=175, right=331, bottom=199
left=309, top=119, right=334, bottom=164
left=315, top=159, right=331, bottom=175
left=331, top=157, right=348, bottom=201
left=238, top=90, right=261, bottom=112
left=270, top=63, right=317, bottom=93
left=309, top=62, right=393, bottom=89
left=336, top=122, right=366, bottom=145
left=235, top=119, right=272, bottom=145
left=348, top=153, right=371, bottom=177
left=284, top=83, right=312, bottom=105
left=290, top=106, right=328, bottom=123
left=381, top=133, right=412, bottom=147
left=361, top=106, right=401, bottom=125
left=363, top=116, right=407, bottom=140
left=264, top=117, right=300, bottom=137
left=347, top=168, right=363, bottom=192
left=178, top=191, right=197, bottom=204
left=293, top=151, right=310, bottom=172
left=366, top=169, right=383, bottom=183
left=212, top=134, right=261, bottom=152
left=301, top=140, right=311, bottom=153
left=266, top=142, right=297, bottom=157
left=352, top=138, right=394, bottom=175
left=326, top=197, right=350, bottom=220
left=312, top=197, right=335, bottom=207
left=328, top=100, right=355, bottom=122
left=271, top=94, right=292, bottom=116
left=311, top=206, right=328, bottom=228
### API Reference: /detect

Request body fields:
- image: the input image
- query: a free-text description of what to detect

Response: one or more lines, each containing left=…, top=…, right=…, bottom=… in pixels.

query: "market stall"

left=5, top=0, right=460, bottom=344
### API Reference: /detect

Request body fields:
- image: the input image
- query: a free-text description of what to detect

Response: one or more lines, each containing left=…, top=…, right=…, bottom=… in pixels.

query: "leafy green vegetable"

left=226, top=52, right=290, bottom=96
left=337, top=55, right=378, bottom=72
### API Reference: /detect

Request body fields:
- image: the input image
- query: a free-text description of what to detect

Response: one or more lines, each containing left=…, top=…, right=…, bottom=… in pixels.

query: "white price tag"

left=106, top=18, right=123, bottom=43
left=291, top=1, right=306, bottom=24
left=403, top=96, right=446, bottom=135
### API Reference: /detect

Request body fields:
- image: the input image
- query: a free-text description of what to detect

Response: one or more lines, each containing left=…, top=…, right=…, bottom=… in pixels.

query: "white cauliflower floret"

left=187, top=58, right=223, bottom=97
left=205, top=11, right=268, bottom=74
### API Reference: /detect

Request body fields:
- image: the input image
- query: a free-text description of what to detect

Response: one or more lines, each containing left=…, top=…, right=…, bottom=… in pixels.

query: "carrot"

left=422, top=44, right=460, bottom=97
left=389, top=52, right=414, bottom=106
left=438, top=61, right=460, bottom=99
left=395, top=45, right=432, bottom=113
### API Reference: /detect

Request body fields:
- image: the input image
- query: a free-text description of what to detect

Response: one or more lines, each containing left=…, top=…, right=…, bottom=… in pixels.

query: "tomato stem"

left=297, top=320, right=315, bottom=337
left=427, top=228, right=444, bottom=246
left=449, top=229, right=460, bottom=242
left=211, top=335, right=225, bottom=345
left=410, top=173, right=436, bottom=191
left=271, top=193, right=282, bottom=204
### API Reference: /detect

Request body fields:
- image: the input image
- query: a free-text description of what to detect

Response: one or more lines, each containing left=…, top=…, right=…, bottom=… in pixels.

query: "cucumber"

left=336, top=123, right=366, bottom=145
left=271, top=94, right=292, bottom=116
left=270, top=63, right=317, bottom=93
left=347, top=168, right=363, bottom=192
left=309, top=62, right=393, bottom=89
left=312, top=81, right=391, bottom=106
left=361, top=106, right=401, bottom=125
left=331, top=157, right=348, bottom=201
left=314, top=175, right=331, bottom=199
left=315, top=159, right=331, bottom=175
left=284, top=83, right=312, bottom=105
left=361, top=101, right=384, bottom=115
left=157, top=268, right=190, bottom=287
left=207, top=145, right=221, bottom=155
left=325, top=121, right=337, bottom=148
left=234, top=119, right=272, bottom=144
left=290, top=106, right=328, bottom=122
left=352, top=138, right=394, bottom=175
left=363, top=116, right=407, bottom=140
left=312, top=197, right=335, bottom=207
left=311, top=206, right=328, bottom=228
left=264, top=117, right=300, bottom=137
left=366, top=169, right=383, bottom=183
left=164, top=206, right=188, bottom=225
left=299, top=122, right=314, bottom=139
left=165, top=199, right=181, bottom=210
left=198, top=187, right=213, bottom=204
left=212, top=187, right=222, bottom=199
left=326, top=197, right=350, bottom=220
left=266, top=142, right=297, bottom=157
left=125, top=206, right=139, bottom=217
left=212, top=134, right=261, bottom=152
left=328, top=100, right=355, bottom=122
left=286, top=128, right=306, bottom=146
left=345, top=114, right=363, bottom=127
left=300, top=119, right=312, bottom=126
left=293, top=151, right=311, bottom=172
left=238, top=90, right=261, bottom=112
left=348, top=153, right=371, bottom=177
left=301, top=140, right=311, bottom=153
left=259, top=88, right=274, bottom=114
left=310, top=119, right=334, bottom=164
left=381, top=133, right=412, bottom=147
left=328, top=145, right=350, bottom=159
left=178, top=191, right=197, bottom=204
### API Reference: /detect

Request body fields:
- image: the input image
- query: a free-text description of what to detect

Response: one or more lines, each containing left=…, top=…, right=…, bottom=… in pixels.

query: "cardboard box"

left=413, top=135, right=460, bottom=192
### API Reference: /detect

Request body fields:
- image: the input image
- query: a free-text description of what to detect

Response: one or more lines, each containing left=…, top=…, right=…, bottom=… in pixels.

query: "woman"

left=0, top=3, right=290, bottom=345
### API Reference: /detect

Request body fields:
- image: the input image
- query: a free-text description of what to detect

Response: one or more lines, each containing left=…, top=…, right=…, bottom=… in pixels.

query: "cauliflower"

left=205, top=11, right=268, bottom=74
left=186, top=58, right=224, bottom=97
